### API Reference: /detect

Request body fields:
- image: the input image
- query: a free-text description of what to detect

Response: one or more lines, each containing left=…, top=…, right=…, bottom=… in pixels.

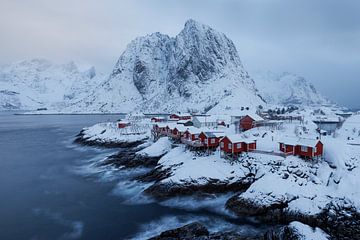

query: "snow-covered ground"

left=288, top=221, right=330, bottom=240
left=133, top=112, right=360, bottom=222
left=80, top=122, right=150, bottom=144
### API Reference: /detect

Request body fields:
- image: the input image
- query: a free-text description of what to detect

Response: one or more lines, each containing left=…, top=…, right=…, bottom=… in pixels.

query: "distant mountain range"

left=0, top=19, right=328, bottom=113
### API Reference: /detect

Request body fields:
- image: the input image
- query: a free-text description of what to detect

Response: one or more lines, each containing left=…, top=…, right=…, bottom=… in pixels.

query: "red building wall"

left=240, top=116, right=255, bottom=131
left=279, top=143, right=295, bottom=153
left=220, top=137, right=243, bottom=153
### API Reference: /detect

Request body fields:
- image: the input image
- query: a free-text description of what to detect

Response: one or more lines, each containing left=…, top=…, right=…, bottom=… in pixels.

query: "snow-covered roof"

left=312, top=115, right=342, bottom=123
left=155, top=123, right=168, bottom=128
left=171, top=113, right=192, bottom=117
left=152, top=116, right=165, bottom=119
left=177, top=119, right=192, bottom=124
left=185, top=126, right=203, bottom=134
left=223, top=134, right=256, bottom=143
left=173, top=125, right=189, bottom=132
left=279, top=137, right=321, bottom=147
left=202, top=131, right=225, bottom=138
left=245, top=113, right=264, bottom=121
left=166, top=123, right=178, bottom=129
left=118, top=121, right=130, bottom=124
left=193, top=115, right=217, bottom=123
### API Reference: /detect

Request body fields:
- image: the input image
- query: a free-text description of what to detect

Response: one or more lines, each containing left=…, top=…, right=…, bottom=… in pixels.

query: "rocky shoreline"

left=74, top=132, right=358, bottom=239
left=73, top=129, right=147, bottom=148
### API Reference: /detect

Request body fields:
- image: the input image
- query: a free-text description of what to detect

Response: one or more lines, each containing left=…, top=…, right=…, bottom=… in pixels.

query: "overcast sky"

left=1, top=0, right=359, bottom=108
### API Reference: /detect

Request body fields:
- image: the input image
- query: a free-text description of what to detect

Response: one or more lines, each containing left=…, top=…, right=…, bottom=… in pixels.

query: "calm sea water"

left=0, top=112, right=267, bottom=240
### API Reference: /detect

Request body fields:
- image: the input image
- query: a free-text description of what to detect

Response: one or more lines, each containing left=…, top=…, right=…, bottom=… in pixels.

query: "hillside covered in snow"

left=0, top=20, right=329, bottom=113
left=252, top=71, right=328, bottom=106
left=0, top=59, right=102, bottom=111
left=72, top=19, right=264, bottom=113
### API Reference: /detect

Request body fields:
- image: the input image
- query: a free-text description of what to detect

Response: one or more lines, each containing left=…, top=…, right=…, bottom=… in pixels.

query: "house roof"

left=193, top=115, right=232, bottom=124
left=166, top=123, right=178, bottom=129
left=312, top=115, right=343, bottom=123
left=202, top=131, right=225, bottom=138
left=185, top=126, right=203, bottom=134
left=173, top=125, right=189, bottom=132
left=177, top=119, right=192, bottom=124
left=171, top=113, right=192, bottom=117
left=118, top=121, right=130, bottom=124
left=279, top=137, right=321, bottom=147
left=223, top=134, right=256, bottom=143
left=155, top=123, right=168, bottom=128
left=244, top=114, right=264, bottom=122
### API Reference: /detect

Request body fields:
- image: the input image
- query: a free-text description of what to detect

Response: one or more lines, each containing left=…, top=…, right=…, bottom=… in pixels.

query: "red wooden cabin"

left=170, top=126, right=188, bottom=139
left=198, top=132, right=224, bottom=148
left=180, top=127, right=204, bottom=147
left=240, top=114, right=264, bottom=131
left=118, top=121, right=131, bottom=128
left=279, top=138, right=323, bottom=158
left=169, top=113, right=192, bottom=121
left=219, top=135, right=257, bottom=155
left=151, top=117, right=165, bottom=122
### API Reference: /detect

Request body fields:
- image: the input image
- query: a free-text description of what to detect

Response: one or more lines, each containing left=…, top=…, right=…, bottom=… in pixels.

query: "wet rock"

left=148, top=222, right=264, bottom=240
left=148, top=222, right=209, bottom=240
left=103, top=149, right=163, bottom=169
left=317, top=199, right=360, bottom=240
left=135, top=166, right=172, bottom=182
left=264, top=224, right=312, bottom=240
left=143, top=179, right=251, bottom=200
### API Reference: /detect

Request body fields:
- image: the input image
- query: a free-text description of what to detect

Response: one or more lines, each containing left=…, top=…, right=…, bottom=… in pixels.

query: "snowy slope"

left=1, top=20, right=330, bottom=113
left=73, top=19, right=264, bottom=113
left=0, top=59, right=103, bottom=110
left=252, top=71, right=328, bottom=106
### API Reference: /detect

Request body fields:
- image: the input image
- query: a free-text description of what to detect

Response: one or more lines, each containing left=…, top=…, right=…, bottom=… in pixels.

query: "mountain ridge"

left=0, top=19, right=328, bottom=113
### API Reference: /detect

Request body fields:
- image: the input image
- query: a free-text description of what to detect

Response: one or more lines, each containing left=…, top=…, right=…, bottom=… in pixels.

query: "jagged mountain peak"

left=79, top=19, right=263, bottom=113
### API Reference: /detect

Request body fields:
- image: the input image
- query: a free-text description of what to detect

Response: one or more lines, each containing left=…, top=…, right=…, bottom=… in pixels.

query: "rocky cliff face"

left=79, top=19, right=263, bottom=113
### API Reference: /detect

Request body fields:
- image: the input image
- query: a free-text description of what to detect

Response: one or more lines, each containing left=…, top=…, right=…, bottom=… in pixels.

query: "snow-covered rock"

left=252, top=71, right=328, bottom=106
left=0, top=58, right=103, bottom=111
left=73, top=19, right=264, bottom=113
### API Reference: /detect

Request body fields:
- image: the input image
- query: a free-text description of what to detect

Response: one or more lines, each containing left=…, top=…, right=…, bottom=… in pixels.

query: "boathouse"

left=239, top=114, right=264, bottom=131
left=198, top=132, right=224, bottom=148
left=151, top=116, right=165, bottom=122
left=219, top=135, right=257, bottom=156
left=169, top=113, right=192, bottom=121
left=279, top=138, right=323, bottom=158
left=118, top=121, right=131, bottom=128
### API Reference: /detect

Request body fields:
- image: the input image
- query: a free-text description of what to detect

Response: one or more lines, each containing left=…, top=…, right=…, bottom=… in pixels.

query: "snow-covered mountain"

left=73, top=19, right=264, bottom=113
left=0, top=20, right=329, bottom=113
left=0, top=59, right=102, bottom=110
left=252, top=71, right=328, bottom=106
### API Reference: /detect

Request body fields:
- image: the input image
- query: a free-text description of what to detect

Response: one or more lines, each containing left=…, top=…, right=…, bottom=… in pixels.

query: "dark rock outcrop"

left=148, top=222, right=263, bottom=240
left=103, top=149, right=164, bottom=169
left=144, top=179, right=251, bottom=200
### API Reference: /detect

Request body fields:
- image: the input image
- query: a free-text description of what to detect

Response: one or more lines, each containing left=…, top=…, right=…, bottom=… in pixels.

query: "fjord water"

left=0, top=112, right=266, bottom=240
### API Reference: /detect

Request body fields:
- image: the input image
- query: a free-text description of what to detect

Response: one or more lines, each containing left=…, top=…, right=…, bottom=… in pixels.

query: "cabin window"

left=194, top=134, right=198, bottom=138
left=220, top=142, right=224, bottom=148
left=211, top=139, right=216, bottom=144
left=237, top=143, right=241, bottom=148
left=301, top=146, right=308, bottom=152
left=228, top=143, right=232, bottom=149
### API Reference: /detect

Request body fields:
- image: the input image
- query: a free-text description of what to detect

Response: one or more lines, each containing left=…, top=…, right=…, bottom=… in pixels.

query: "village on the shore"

left=115, top=106, right=351, bottom=162
left=76, top=105, right=360, bottom=239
